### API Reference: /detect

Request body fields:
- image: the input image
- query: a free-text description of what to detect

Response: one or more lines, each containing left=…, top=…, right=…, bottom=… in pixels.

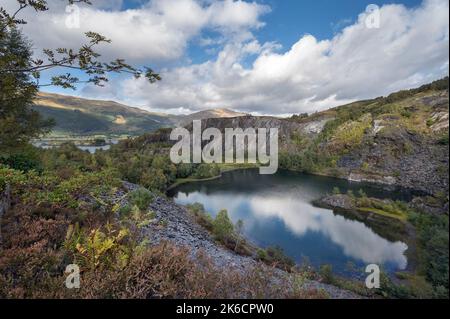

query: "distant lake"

left=168, top=169, right=413, bottom=277
left=33, top=140, right=117, bottom=153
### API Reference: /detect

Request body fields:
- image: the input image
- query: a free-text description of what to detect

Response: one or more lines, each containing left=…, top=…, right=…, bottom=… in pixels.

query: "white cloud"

left=117, top=0, right=449, bottom=115
left=6, top=0, right=269, bottom=62
left=7, top=0, right=448, bottom=115
left=208, top=0, right=269, bottom=30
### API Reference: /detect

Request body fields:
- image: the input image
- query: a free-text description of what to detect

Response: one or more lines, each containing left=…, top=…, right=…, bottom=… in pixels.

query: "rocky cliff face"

left=338, top=125, right=448, bottom=195
left=172, top=108, right=249, bottom=126
left=190, top=113, right=334, bottom=150
left=334, top=90, right=449, bottom=195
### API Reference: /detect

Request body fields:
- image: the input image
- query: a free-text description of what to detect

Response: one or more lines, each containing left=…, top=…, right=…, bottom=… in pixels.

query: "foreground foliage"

left=0, top=164, right=328, bottom=299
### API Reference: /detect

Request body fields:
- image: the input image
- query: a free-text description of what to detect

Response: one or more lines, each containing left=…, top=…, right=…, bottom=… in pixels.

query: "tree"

left=234, top=219, right=244, bottom=252
left=0, top=25, right=54, bottom=152
left=176, top=163, right=194, bottom=178
left=0, top=1, right=160, bottom=151
left=0, top=1, right=161, bottom=89
left=194, top=163, right=220, bottom=179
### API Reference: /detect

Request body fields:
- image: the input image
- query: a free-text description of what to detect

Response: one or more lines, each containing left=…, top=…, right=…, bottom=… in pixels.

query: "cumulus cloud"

left=117, top=0, right=449, bottom=115
left=6, top=0, right=269, bottom=62
left=6, top=0, right=448, bottom=115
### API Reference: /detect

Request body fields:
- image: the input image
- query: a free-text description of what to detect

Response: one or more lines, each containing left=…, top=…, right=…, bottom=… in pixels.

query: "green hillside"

left=33, top=92, right=248, bottom=136
left=33, top=92, right=173, bottom=136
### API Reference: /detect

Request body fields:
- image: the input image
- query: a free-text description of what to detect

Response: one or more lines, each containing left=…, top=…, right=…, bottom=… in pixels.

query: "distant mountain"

left=33, top=92, right=247, bottom=136
left=170, top=108, right=248, bottom=126
left=33, top=92, right=173, bottom=136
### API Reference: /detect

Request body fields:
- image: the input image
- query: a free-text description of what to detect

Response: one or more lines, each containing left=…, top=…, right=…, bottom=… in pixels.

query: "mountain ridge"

left=33, top=92, right=248, bottom=136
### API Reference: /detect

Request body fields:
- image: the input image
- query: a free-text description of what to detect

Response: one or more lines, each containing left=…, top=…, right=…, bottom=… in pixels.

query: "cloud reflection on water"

left=175, top=191, right=408, bottom=270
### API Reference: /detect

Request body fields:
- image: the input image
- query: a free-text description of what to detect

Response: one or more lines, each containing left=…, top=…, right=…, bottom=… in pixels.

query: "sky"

left=2, top=0, right=449, bottom=115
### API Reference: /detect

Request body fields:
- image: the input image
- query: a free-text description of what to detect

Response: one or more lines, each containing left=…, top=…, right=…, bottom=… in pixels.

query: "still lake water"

left=34, top=142, right=112, bottom=153
left=168, top=169, right=412, bottom=276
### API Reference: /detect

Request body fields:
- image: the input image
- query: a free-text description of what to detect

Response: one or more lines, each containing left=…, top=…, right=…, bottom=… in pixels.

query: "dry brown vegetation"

left=0, top=166, right=328, bottom=299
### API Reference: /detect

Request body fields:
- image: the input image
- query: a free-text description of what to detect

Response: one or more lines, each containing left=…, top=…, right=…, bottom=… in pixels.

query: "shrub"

left=124, top=205, right=156, bottom=228
left=0, top=146, right=42, bottom=172
left=36, top=170, right=121, bottom=209
left=194, top=164, right=220, bottom=179
left=256, top=248, right=268, bottom=261
left=319, top=264, right=334, bottom=284
left=64, top=224, right=131, bottom=271
left=437, top=134, right=449, bottom=145
left=176, top=163, right=195, bottom=178
left=266, top=246, right=295, bottom=270
left=212, top=209, right=234, bottom=243
left=403, top=142, right=414, bottom=155
left=186, top=203, right=214, bottom=231
left=378, top=272, right=410, bottom=298
left=357, top=189, right=367, bottom=198
left=400, top=109, right=412, bottom=118
left=234, top=219, right=245, bottom=251
left=187, top=202, right=206, bottom=215
left=290, top=113, right=309, bottom=121
left=118, top=204, right=132, bottom=219
left=140, top=168, right=167, bottom=192
left=256, top=246, right=295, bottom=271
left=408, top=211, right=449, bottom=297
left=0, top=166, right=25, bottom=192
left=128, top=188, right=154, bottom=211
left=328, top=115, right=372, bottom=153
left=361, top=162, right=370, bottom=171
left=73, top=243, right=324, bottom=299
left=332, top=187, right=341, bottom=195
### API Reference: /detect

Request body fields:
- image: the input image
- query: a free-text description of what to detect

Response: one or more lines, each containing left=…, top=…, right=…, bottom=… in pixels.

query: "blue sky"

left=10, top=0, right=449, bottom=115
left=116, top=0, right=425, bottom=65
left=185, top=0, right=424, bottom=65
left=255, top=0, right=423, bottom=41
